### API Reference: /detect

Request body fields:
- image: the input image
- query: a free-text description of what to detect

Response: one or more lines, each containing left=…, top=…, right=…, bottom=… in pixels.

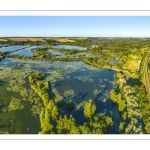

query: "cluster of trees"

left=39, top=99, right=115, bottom=134
left=29, top=72, right=49, bottom=106
left=82, top=58, right=105, bottom=69
left=123, top=86, right=144, bottom=134
left=28, top=72, right=115, bottom=134
left=133, top=85, right=150, bottom=133
left=111, top=85, right=144, bottom=134
left=50, top=57, right=81, bottom=62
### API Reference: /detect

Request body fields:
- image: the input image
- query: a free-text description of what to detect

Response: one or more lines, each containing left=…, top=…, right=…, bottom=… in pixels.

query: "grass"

left=123, top=54, right=141, bottom=72
left=8, top=38, right=46, bottom=42
left=8, top=38, right=28, bottom=42
left=52, top=38, right=76, bottom=43
left=27, top=38, right=46, bottom=42
left=0, top=38, right=7, bottom=42
left=123, top=60, right=139, bottom=72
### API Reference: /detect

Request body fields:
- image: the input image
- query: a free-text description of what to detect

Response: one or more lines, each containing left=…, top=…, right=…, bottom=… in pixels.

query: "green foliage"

left=111, top=84, right=145, bottom=134
left=119, top=122, right=125, bottom=132
left=29, top=72, right=49, bottom=106
left=40, top=100, right=59, bottom=133
left=39, top=98, right=114, bottom=134
left=56, top=70, right=64, bottom=74
left=111, top=90, right=126, bottom=112
left=79, top=123, right=91, bottom=134
left=133, top=85, right=150, bottom=134
left=145, top=123, right=150, bottom=134
left=66, top=100, right=74, bottom=110
left=18, top=63, right=21, bottom=67
left=29, top=72, right=44, bottom=84
left=84, top=99, right=96, bottom=119
left=56, top=115, right=80, bottom=134
left=81, top=113, right=114, bottom=134
left=122, top=112, right=127, bottom=121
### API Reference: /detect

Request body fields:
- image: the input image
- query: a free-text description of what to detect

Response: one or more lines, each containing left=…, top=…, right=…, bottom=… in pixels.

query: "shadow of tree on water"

left=48, top=81, right=55, bottom=100
left=0, top=80, right=5, bottom=87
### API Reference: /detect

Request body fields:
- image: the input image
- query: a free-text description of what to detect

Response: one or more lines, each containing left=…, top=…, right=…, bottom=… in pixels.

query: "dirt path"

left=144, top=52, right=150, bottom=101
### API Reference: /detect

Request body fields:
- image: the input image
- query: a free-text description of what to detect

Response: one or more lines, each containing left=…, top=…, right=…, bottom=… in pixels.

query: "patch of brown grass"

left=28, top=38, right=46, bottom=42
left=9, top=38, right=46, bottom=42
left=52, top=38, right=75, bottom=43
left=9, top=38, right=28, bottom=42
left=0, top=39, right=7, bottom=42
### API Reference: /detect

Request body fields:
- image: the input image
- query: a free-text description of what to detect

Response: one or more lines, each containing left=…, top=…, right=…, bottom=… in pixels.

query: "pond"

left=0, top=45, right=27, bottom=52
left=48, top=50, right=65, bottom=58
left=52, top=45, right=87, bottom=50
left=10, top=45, right=45, bottom=56
left=0, top=45, right=121, bottom=134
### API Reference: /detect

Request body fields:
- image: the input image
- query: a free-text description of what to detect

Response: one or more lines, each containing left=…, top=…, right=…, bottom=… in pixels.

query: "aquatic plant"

left=56, top=70, right=64, bottom=74
left=93, top=89, right=99, bottom=96
left=74, top=75, right=93, bottom=83
left=52, top=88, right=63, bottom=103
left=63, top=89, right=75, bottom=97
left=8, top=97, right=24, bottom=112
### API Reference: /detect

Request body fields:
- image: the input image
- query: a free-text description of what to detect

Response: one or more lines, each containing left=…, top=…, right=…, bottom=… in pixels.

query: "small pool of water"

left=48, top=50, right=65, bottom=58
left=106, top=58, right=119, bottom=65
left=10, top=45, right=45, bottom=56
left=52, top=45, right=87, bottom=51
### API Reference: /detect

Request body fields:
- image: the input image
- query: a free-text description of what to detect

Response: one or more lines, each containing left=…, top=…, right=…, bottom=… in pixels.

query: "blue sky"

left=0, top=16, right=150, bottom=37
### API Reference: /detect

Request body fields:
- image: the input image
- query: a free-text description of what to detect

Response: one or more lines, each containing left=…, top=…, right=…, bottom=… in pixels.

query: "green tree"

left=84, top=99, right=96, bottom=119
left=119, top=122, right=125, bottom=132
left=66, top=100, right=74, bottom=110
left=39, top=100, right=59, bottom=134
left=56, top=115, right=80, bottom=134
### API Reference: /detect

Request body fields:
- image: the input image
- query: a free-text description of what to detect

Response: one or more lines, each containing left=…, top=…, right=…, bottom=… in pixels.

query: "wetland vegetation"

left=0, top=37, right=150, bottom=134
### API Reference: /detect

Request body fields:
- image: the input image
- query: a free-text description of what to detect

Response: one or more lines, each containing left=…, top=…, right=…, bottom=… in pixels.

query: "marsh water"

left=52, top=45, right=87, bottom=50
left=0, top=44, right=121, bottom=134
